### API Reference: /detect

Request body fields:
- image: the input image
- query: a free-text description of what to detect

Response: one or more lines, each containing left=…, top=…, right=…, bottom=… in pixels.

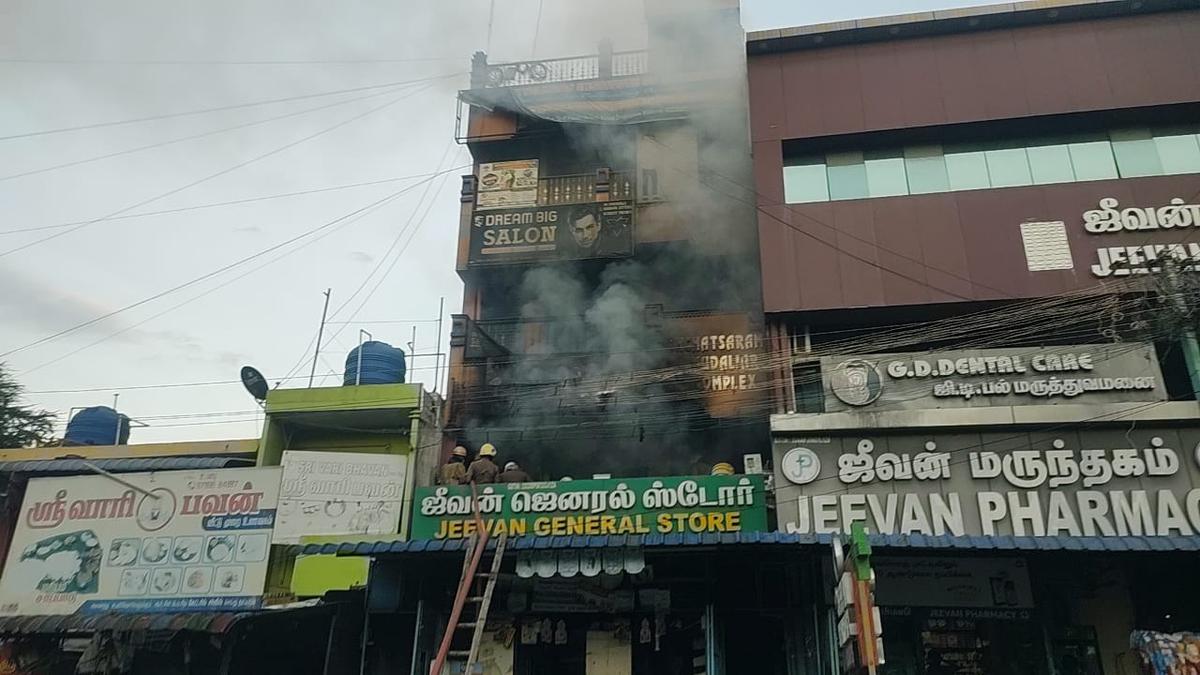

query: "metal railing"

left=537, top=171, right=635, bottom=206
left=477, top=49, right=648, bottom=89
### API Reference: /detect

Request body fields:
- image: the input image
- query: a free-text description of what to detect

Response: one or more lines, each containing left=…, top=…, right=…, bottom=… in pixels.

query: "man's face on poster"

left=570, top=212, right=599, bottom=248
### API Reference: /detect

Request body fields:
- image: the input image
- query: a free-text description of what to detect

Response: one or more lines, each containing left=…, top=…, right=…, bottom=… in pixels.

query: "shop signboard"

left=274, top=450, right=408, bottom=544
left=0, top=467, right=282, bottom=616
left=821, top=343, right=1164, bottom=413
left=412, top=474, right=767, bottom=540
left=773, top=426, right=1200, bottom=538
left=468, top=200, right=633, bottom=265
left=476, top=159, right=539, bottom=210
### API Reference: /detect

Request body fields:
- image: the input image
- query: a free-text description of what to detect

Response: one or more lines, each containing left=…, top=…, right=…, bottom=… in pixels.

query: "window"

left=1027, top=142, right=1076, bottom=184
left=904, top=145, right=950, bottom=194
left=782, top=159, right=828, bottom=203
left=827, top=151, right=869, bottom=200
left=985, top=147, right=1033, bottom=187
left=1111, top=128, right=1163, bottom=177
left=792, top=362, right=824, bottom=413
left=781, top=123, right=1200, bottom=203
left=1154, top=128, right=1200, bottom=175
left=945, top=147, right=991, bottom=191
left=864, top=149, right=908, bottom=197
left=1067, top=138, right=1119, bottom=181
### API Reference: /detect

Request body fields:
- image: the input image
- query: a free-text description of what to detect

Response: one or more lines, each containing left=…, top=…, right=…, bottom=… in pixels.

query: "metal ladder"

left=429, top=485, right=508, bottom=675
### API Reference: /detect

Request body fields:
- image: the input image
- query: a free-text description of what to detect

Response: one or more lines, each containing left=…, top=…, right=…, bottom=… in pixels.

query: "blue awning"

left=866, top=533, right=1200, bottom=552
left=0, top=456, right=253, bottom=475
left=298, top=531, right=830, bottom=556
left=298, top=531, right=1200, bottom=557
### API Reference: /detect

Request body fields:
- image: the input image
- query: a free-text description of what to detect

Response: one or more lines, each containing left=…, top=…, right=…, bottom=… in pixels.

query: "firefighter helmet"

left=451, top=446, right=468, bottom=458
left=711, top=462, right=735, bottom=476
left=479, top=443, right=497, bottom=457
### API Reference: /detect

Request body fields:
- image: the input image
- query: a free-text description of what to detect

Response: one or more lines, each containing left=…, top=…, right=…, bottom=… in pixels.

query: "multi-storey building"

left=750, top=1, right=1200, bottom=674
left=443, top=0, right=769, bottom=481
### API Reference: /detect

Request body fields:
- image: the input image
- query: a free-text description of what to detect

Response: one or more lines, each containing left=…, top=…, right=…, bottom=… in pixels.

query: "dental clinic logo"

left=781, top=447, right=821, bottom=486
left=829, top=359, right=883, bottom=406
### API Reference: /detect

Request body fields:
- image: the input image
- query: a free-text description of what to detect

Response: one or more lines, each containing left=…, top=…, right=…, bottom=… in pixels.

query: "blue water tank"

left=65, top=406, right=130, bottom=446
left=344, top=341, right=406, bottom=385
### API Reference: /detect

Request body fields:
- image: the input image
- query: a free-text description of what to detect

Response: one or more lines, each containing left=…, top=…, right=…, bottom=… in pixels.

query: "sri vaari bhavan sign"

left=412, top=475, right=767, bottom=540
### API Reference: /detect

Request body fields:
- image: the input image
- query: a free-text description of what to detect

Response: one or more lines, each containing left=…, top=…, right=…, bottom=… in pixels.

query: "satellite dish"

left=240, top=366, right=269, bottom=402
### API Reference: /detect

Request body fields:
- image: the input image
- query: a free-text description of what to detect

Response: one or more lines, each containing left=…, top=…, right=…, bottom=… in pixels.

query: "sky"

left=0, top=0, right=993, bottom=444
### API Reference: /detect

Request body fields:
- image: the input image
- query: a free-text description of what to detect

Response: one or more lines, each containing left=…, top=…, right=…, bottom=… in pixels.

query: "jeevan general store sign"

left=412, top=475, right=766, bottom=539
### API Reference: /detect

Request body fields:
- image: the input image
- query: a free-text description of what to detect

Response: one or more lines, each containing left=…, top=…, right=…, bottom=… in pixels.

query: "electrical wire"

left=0, top=162, right=468, bottom=362
left=13, top=163, right=471, bottom=375
left=0, top=170, right=448, bottom=236
left=0, top=79, right=432, bottom=182
left=0, top=72, right=465, bottom=142
left=0, top=84, right=435, bottom=258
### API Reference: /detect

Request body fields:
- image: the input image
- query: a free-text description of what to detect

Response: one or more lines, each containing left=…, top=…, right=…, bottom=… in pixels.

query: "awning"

left=867, top=533, right=1200, bottom=552
left=0, top=604, right=334, bottom=637
left=300, top=531, right=827, bottom=556
left=299, top=531, right=1200, bottom=556
left=0, top=456, right=253, bottom=476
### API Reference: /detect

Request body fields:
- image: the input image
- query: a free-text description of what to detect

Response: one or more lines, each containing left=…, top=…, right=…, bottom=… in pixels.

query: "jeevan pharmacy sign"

left=412, top=475, right=766, bottom=540
left=773, top=427, right=1200, bottom=539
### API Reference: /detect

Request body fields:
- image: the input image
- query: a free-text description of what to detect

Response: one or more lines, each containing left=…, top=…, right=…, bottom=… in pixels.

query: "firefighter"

left=498, top=460, right=531, bottom=484
left=437, top=446, right=468, bottom=485
left=465, top=443, right=500, bottom=484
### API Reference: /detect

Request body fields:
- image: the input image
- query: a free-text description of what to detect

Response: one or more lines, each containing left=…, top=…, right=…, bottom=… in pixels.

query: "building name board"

left=823, top=343, right=1164, bottom=412
left=1083, top=197, right=1200, bottom=277
left=411, top=475, right=766, bottom=540
left=468, top=201, right=633, bottom=265
left=0, top=468, right=282, bottom=616
left=696, top=332, right=762, bottom=392
left=773, top=428, right=1200, bottom=539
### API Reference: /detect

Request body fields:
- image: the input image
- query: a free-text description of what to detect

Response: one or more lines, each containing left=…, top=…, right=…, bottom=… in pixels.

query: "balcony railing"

left=538, top=171, right=635, bottom=206
left=471, top=47, right=649, bottom=89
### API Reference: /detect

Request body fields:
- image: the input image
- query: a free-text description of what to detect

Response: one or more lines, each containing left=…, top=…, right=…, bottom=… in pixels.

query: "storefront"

left=0, top=465, right=359, bottom=675
left=302, top=474, right=833, bottom=675
left=773, top=420, right=1200, bottom=675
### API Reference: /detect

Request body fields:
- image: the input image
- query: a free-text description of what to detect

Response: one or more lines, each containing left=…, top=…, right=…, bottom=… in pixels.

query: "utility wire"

left=0, top=84, right=431, bottom=259
left=0, top=171, right=442, bottom=236
left=0, top=72, right=465, bottom=142
left=0, top=82, right=425, bottom=183
left=0, top=163, right=465, bottom=361
left=13, top=164, right=470, bottom=374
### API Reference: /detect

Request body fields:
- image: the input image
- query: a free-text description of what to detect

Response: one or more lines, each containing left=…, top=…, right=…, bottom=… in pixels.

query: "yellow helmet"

left=479, top=443, right=497, bottom=457
left=711, top=462, right=735, bottom=476
left=451, top=446, right=468, bottom=458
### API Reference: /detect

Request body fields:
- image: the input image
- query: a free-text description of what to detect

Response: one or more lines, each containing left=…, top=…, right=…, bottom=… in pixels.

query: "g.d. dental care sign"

left=773, top=427, right=1200, bottom=539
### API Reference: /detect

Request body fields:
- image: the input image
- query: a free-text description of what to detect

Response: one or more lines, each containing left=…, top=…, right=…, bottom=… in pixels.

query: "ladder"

left=430, top=485, right=508, bottom=675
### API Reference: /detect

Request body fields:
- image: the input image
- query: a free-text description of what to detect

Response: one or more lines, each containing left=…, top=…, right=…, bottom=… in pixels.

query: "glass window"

left=1027, top=142, right=1076, bottom=184
left=827, top=151, right=869, bottom=200
left=1153, top=129, right=1200, bottom=175
left=1068, top=139, right=1119, bottom=181
left=985, top=147, right=1033, bottom=187
left=783, top=159, right=829, bottom=203
left=945, top=146, right=991, bottom=191
left=904, top=145, right=950, bottom=194
left=1111, top=128, right=1163, bottom=177
left=864, top=149, right=908, bottom=197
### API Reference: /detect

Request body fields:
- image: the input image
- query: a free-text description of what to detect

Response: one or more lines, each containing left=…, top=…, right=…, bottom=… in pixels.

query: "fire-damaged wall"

left=446, top=0, right=769, bottom=479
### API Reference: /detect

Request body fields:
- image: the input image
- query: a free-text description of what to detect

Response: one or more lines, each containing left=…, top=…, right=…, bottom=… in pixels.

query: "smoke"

left=460, top=0, right=766, bottom=478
